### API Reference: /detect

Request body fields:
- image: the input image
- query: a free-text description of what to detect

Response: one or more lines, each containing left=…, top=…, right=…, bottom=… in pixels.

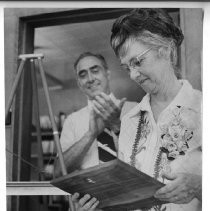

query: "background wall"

left=180, top=8, right=203, bottom=91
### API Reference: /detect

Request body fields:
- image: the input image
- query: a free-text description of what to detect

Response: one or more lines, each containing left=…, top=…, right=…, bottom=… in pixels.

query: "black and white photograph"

left=2, top=2, right=209, bottom=211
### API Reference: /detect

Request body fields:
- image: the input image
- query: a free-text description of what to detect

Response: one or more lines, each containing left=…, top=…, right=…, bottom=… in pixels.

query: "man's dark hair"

left=74, top=52, right=108, bottom=71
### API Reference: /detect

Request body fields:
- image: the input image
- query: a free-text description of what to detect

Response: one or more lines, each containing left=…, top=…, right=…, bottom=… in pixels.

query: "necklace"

left=129, top=111, right=166, bottom=211
left=130, top=111, right=145, bottom=167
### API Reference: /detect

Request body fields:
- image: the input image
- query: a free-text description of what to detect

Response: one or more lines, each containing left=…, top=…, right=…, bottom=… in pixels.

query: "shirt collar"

left=127, top=79, right=201, bottom=118
left=126, top=93, right=150, bottom=118
left=166, top=79, right=201, bottom=111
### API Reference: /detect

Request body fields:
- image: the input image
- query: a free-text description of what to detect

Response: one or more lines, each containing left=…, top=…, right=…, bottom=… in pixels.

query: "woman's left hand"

left=72, top=193, right=100, bottom=211
left=154, top=172, right=202, bottom=204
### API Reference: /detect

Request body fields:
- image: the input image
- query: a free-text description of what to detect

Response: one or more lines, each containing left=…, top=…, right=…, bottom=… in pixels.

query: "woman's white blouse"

left=118, top=80, right=202, bottom=211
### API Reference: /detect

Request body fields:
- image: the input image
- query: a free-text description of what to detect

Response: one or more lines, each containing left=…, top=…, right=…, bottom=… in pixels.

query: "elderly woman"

left=72, top=8, right=202, bottom=211
left=110, top=8, right=202, bottom=211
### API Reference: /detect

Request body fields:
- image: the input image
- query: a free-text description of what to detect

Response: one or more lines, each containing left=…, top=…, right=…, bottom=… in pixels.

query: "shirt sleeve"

left=59, top=114, right=77, bottom=153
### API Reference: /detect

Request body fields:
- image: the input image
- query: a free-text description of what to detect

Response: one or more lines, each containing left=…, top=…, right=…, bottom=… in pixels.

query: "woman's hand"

left=154, top=172, right=202, bottom=204
left=72, top=193, right=100, bottom=211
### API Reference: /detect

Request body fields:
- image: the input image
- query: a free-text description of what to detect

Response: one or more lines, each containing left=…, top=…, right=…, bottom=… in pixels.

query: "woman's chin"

left=136, top=80, right=147, bottom=89
left=140, top=85, right=154, bottom=94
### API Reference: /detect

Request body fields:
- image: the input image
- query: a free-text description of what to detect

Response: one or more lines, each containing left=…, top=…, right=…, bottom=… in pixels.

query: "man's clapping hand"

left=92, top=92, right=126, bottom=132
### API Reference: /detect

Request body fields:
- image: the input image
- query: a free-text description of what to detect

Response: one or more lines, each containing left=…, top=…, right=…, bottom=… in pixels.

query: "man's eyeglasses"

left=120, top=47, right=153, bottom=73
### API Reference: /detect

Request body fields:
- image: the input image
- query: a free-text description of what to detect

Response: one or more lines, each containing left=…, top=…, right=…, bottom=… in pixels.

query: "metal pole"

left=37, top=57, right=75, bottom=211
left=5, top=53, right=75, bottom=210
left=5, top=59, right=26, bottom=121
left=31, top=59, right=49, bottom=211
left=30, top=59, right=45, bottom=178
left=37, top=57, right=67, bottom=175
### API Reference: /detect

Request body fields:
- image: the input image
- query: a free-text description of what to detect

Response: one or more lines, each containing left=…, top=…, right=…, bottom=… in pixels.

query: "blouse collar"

left=127, top=80, right=200, bottom=118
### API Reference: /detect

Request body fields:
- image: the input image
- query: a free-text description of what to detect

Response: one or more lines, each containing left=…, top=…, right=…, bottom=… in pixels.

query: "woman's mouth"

left=136, top=78, right=147, bottom=85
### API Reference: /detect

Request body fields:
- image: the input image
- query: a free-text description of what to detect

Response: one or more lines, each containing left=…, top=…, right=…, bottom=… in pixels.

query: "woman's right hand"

left=72, top=193, right=100, bottom=211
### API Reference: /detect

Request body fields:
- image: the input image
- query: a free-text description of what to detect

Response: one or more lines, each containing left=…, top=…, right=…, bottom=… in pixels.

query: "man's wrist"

left=85, top=131, right=97, bottom=140
left=114, top=130, right=120, bottom=136
left=110, top=120, right=121, bottom=135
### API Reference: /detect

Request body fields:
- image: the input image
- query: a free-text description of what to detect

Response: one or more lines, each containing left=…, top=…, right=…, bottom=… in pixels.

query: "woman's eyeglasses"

left=120, top=47, right=153, bottom=73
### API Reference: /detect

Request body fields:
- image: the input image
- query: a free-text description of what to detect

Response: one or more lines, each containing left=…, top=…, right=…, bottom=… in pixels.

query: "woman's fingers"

left=72, top=192, right=80, bottom=202
left=82, top=197, right=99, bottom=210
left=71, top=193, right=100, bottom=210
left=155, top=173, right=200, bottom=204
left=155, top=172, right=178, bottom=196
left=90, top=200, right=100, bottom=210
left=162, top=171, right=177, bottom=181
left=78, top=194, right=91, bottom=207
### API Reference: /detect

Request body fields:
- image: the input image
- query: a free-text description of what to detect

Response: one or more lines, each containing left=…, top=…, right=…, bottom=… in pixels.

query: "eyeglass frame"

left=120, top=47, right=153, bottom=73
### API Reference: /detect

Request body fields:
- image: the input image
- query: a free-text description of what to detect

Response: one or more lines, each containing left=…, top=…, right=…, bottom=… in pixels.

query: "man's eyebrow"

left=77, top=69, right=86, bottom=75
left=90, top=65, right=100, bottom=70
left=77, top=65, right=101, bottom=75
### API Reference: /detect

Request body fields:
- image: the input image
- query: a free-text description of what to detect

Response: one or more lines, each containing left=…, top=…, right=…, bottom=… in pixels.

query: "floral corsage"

left=160, top=106, right=194, bottom=160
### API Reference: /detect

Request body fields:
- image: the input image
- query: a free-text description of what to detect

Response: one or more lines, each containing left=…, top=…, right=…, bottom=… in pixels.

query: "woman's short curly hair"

left=110, top=8, right=184, bottom=58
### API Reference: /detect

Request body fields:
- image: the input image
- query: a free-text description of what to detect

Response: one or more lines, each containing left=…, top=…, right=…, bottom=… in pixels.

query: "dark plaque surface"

left=51, top=159, right=166, bottom=210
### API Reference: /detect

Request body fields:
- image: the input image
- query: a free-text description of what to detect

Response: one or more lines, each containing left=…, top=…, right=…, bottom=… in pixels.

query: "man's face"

left=76, top=56, right=110, bottom=100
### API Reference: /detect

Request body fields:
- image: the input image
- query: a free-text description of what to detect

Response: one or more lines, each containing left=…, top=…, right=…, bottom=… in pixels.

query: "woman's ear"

left=157, top=46, right=170, bottom=60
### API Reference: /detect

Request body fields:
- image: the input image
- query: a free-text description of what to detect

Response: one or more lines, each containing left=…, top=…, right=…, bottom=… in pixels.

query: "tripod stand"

left=5, top=53, right=75, bottom=211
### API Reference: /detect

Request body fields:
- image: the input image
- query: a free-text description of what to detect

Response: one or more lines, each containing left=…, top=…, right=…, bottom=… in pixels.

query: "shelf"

left=31, top=131, right=60, bottom=136
left=31, top=131, right=61, bottom=141
left=6, top=181, right=70, bottom=196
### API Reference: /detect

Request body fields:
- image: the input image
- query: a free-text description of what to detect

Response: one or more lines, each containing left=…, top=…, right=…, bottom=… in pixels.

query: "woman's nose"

left=129, top=68, right=140, bottom=80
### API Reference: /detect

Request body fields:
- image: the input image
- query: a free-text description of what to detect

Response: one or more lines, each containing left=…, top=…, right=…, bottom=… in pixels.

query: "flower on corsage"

left=160, top=106, right=194, bottom=160
left=168, top=151, right=180, bottom=159
left=161, top=133, right=172, bottom=148
left=168, top=125, right=185, bottom=142
left=166, top=141, right=178, bottom=152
